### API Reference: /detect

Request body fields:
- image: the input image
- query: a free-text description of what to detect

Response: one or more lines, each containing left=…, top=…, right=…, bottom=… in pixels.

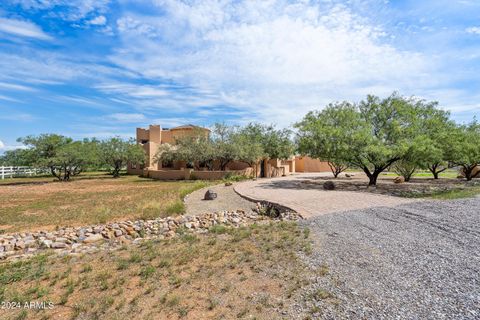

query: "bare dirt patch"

left=304, top=174, right=480, bottom=197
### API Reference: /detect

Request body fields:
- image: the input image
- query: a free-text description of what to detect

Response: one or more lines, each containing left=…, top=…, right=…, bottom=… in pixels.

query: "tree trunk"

left=368, top=173, right=379, bottom=186
left=362, top=167, right=380, bottom=186
left=465, top=166, right=473, bottom=181
left=429, top=164, right=439, bottom=179
left=50, top=166, right=62, bottom=181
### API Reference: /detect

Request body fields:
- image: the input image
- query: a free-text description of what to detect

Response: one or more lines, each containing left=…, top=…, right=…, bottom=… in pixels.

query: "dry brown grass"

left=0, top=222, right=312, bottom=320
left=0, top=174, right=213, bottom=233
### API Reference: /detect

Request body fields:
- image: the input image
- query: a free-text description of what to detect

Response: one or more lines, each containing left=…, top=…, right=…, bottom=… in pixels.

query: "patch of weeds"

left=15, top=310, right=28, bottom=320
left=317, top=264, right=329, bottom=276
left=178, top=306, right=189, bottom=317
left=117, top=259, right=130, bottom=270
left=430, top=187, right=480, bottom=200
left=209, top=224, right=228, bottom=234
left=181, top=233, right=198, bottom=243
left=80, top=264, right=93, bottom=273
left=231, top=227, right=252, bottom=242
left=165, top=200, right=186, bottom=215
left=236, top=308, right=249, bottom=318
left=207, top=297, right=218, bottom=310
left=311, top=288, right=333, bottom=300
left=158, top=259, right=171, bottom=268
left=139, top=265, right=156, bottom=279
left=165, top=294, right=180, bottom=307
left=303, top=227, right=310, bottom=239
left=168, top=275, right=182, bottom=287
left=128, top=252, right=142, bottom=264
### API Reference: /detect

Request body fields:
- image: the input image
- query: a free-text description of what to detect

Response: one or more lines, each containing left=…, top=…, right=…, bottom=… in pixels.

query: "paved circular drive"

left=234, top=173, right=417, bottom=218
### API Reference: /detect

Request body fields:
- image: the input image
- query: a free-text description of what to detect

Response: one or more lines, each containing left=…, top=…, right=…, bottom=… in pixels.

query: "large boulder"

left=458, top=166, right=480, bottom=179
left=323, top=181, right=335, bottom=190
left=204, top=190, right=217, bottom=200
left=394, top=176, right=405, bottom=184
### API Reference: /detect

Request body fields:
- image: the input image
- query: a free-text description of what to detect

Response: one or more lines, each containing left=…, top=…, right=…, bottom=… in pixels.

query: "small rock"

left=83, top=234, right=104, bottom=243
left=51, top=242, right=67, bottom=249
left=14, top=241, right=25, bottom=250
left=323, top=181, right=335, bottom=190
left=204, top=189, right=217, bottom=200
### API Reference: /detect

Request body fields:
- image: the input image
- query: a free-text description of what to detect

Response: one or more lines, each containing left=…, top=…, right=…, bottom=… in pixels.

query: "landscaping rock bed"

left=0, top=209, right=301, bottom=261
left=303, top=177, right=480, bottom=197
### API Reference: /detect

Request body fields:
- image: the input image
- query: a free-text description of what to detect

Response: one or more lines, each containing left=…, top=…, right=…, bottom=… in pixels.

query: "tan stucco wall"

left=295, top=156, right=331, bottom=172
left=143, top=168, right=252, bottom=180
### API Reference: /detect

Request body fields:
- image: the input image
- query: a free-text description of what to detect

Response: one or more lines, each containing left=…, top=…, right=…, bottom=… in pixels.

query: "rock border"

left=0, top=210, right=301, bottom=261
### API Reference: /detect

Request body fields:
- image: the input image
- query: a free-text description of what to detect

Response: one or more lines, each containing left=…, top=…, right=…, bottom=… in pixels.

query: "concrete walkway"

left=234, top=173, right=417, bottom=218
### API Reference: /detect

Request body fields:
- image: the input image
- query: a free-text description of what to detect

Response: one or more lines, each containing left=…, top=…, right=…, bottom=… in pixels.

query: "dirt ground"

left=0, top=175, right=212, bottom=233
left=0, top=222, right=312, bottom=320
left=184, top=183, right=256, bottom=216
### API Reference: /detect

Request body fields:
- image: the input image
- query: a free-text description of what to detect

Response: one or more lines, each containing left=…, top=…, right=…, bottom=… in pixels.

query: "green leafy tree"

left=100, top=137, right=145, bottom=178
left=0, top=148, right=33, bottom=166
left=296, top=93, right=441, bottom=185
left=238, top=123, right=294, bottom=160
left=210, top=123, right=242, bottom=170
left=17, top=134, right=96, bottom=181
left=412, top=105, right=456, bottom=179
left=295, top=102, right=355, bottom=178
left=449, top=120, right=480, bottom=181
left=154, top=130, right=216, bottom=170
left=392, top=159, right=417, bottom=181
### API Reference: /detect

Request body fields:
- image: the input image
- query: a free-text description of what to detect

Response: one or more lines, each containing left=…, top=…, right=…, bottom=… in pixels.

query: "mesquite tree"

left=449, top=121, right=480, bottom=181
left=17, top=134, right=96, bottom=181
left=295, top=102, right=354, bottom=178
left=296, top=93, right=443, bottom=185
left=100, top=137, right=145, bottom=178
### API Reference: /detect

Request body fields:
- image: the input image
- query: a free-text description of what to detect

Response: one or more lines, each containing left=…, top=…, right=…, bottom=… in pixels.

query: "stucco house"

left=127, top=124, right=329, bottom=180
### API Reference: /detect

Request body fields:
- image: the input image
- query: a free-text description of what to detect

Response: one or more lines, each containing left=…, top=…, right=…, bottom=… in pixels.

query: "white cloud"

left=108, top=113, right=146, bottom=122
left=466, top=26, right=480, bottom=35
left=88, top=15, right=107, bottom=26
left=0, top=82, right=36, bottom=91
left=0, top=94, right=22, bottom=102
left=0, top=17, right=52, bottom=40
left=12, top=0, right=111, bottom=21
left=0, top=139, right=28, bottom=151
left=110, top=1, right=434, bottom=126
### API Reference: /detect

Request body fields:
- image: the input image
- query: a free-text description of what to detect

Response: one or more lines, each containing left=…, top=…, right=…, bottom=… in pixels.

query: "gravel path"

left=295, top=197, right=480, bottom=319
left=234, top=174, right=417, bottom=218
left=185, top=183, right=256, bottom=215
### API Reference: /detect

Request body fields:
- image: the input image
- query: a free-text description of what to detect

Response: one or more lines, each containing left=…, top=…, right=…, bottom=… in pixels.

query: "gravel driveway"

left=296, top=197, right=480, bottom=319
left=234, top=173, right=416, bottom=218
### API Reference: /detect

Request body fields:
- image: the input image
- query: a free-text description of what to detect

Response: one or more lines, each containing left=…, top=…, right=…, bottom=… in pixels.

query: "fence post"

left=1, top=166, right=3, bottom=180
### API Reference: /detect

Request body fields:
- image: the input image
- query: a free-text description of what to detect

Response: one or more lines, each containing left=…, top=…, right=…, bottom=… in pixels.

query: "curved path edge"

left=232, top=184, right=303, bottom=218
left=234, top=174, right=418, bottom=219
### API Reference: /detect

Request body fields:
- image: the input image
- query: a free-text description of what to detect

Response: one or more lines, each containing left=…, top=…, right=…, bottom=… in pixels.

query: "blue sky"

left=0, top=0, right=480, bottom=151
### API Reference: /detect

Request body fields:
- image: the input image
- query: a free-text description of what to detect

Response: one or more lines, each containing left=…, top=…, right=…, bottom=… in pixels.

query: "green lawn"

left=0, top=173, right=214, bottom=233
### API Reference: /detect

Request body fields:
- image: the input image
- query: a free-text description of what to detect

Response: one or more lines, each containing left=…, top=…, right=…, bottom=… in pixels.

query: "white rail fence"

left=0, top=166, right=49, bottom=179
